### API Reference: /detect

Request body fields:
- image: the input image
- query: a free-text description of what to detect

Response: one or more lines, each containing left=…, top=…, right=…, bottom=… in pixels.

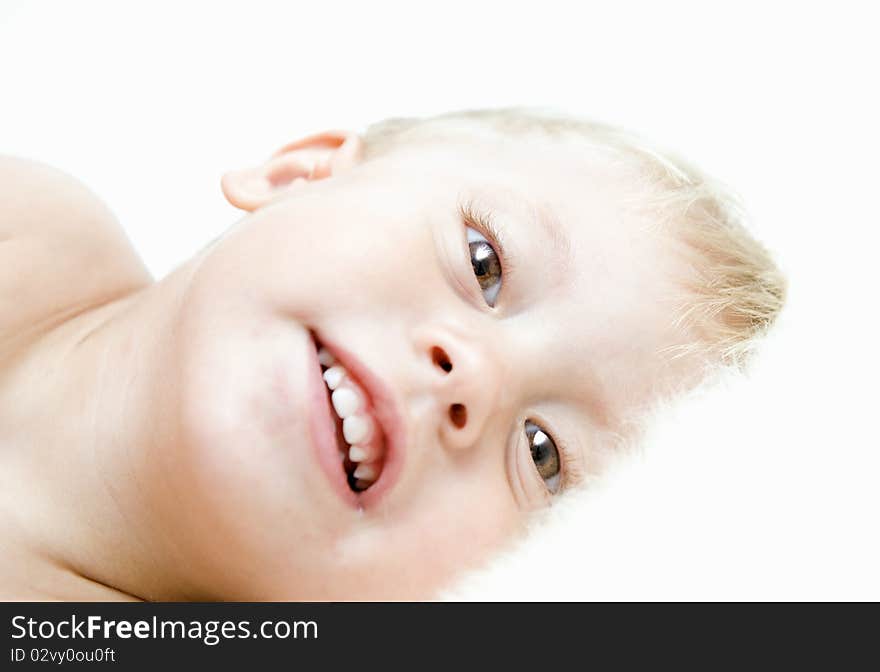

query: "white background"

left=1, top=1, right=877, bottom=600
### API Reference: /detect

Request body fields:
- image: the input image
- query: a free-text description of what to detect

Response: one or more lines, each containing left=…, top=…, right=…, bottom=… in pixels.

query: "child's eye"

left=466, top=226, right=502, bottom=306
left=525, top=420, right=562, bottom=494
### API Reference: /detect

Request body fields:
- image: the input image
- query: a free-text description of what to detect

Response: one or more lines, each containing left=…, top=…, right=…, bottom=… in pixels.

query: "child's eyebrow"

left=526, top=199, right=572, bottom=275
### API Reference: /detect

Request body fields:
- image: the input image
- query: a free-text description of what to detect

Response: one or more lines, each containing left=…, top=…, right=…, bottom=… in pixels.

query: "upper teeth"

left=343, top=415, right=372, bottom=444
left=318, top=346, right=385, bottom=489
left=331, top=387, right=360, bottom=417
left=323, top=366, right=346, bottom=390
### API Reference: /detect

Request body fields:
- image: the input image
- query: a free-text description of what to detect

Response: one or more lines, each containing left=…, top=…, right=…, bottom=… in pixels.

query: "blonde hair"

left=361, top=107, right=787, bottom=370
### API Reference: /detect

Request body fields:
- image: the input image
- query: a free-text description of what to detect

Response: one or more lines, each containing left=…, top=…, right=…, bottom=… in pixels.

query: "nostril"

left=449, top=403, right=467, bottom=428
left=432, top=346, right=453, bottom=373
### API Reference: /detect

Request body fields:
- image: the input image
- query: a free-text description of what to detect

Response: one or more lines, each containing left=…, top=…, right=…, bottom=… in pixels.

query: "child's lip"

left=307, top=329, right=406, bottom=510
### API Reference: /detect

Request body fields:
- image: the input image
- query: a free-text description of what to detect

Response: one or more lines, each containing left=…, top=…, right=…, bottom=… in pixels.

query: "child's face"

left=157, top=131, right=691, bottom=599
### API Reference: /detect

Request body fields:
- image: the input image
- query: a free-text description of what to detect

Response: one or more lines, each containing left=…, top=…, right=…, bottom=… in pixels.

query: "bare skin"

left=0, top=156, right=152, bottom=598
left=0, top=130, right=698, bottom=600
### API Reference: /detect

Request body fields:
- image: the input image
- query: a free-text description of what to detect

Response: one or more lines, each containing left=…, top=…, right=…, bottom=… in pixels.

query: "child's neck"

left=0, top=257, right=206, bottom=601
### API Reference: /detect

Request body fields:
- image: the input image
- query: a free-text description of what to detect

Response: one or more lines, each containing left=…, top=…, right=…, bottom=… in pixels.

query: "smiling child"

left=0, top=108, right=786, bottom=600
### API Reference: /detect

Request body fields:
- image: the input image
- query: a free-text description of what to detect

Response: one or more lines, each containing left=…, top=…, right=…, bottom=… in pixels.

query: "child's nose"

left=416, top=330, right=504, bottom=452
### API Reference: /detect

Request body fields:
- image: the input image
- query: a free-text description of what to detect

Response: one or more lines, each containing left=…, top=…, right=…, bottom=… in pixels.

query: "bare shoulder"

left=0, top=155, right=152, bottom=357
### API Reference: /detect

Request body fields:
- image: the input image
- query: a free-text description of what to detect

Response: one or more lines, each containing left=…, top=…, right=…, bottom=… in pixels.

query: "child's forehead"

left=526, top=230, right=688, bottom=411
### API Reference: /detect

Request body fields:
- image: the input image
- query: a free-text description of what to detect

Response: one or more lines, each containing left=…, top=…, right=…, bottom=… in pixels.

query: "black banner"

left=1, top=602, right=875, bottom=668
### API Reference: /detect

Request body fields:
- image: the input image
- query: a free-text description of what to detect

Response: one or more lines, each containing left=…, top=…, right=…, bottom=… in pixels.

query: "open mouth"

left=312, top=334, right=389, bottom=494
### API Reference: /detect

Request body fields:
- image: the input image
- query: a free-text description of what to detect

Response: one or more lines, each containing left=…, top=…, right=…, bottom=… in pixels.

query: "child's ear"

left=221, top=130, right=363, bottom=211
